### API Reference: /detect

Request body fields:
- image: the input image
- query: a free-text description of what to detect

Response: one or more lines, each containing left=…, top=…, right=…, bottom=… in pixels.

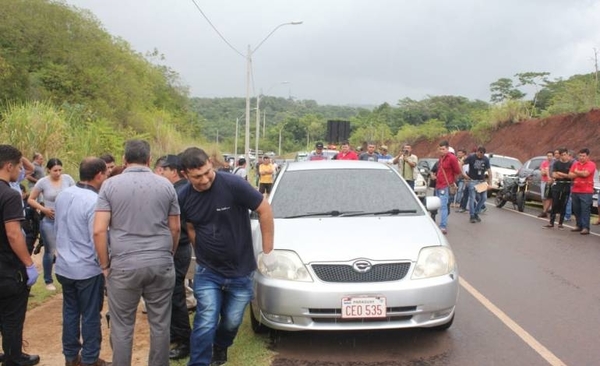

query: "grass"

left=169, top=309, right=274, bottom=366
left=28, top=274, right=62, bottom=310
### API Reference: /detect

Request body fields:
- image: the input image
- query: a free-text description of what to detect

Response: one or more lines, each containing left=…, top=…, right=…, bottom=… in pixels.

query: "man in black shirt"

left=544, top=148, right=574, bottom=229
left=0, top=145, right=40, bottom=366
left=463, top=146, right=492, bottom=223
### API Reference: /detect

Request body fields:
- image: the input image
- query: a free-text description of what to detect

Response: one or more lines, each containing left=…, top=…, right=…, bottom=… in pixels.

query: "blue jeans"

left=56, top=274, right=104, bottom=365
left=188, top=265, right=254, bottom=366
left=454, top=179, right=465, bottom=205
left=436, top=188, right=450, bottom=229
left=572, top=192, right=593, bottom=230
left=468, top=180, right=486, bottom=217
left=564, top=193, right=572, bottom=220
left=40, top=218, right=56, bottom=284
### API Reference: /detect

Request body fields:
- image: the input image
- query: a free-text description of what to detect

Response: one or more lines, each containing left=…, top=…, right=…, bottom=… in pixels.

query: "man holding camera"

left=392, top=144, right=418, bottom=190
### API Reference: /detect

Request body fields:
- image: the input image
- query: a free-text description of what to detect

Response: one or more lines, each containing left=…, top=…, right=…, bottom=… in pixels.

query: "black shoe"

left=169, top=344, right=190, bottom=360
left=210, top=345, right=227, bottom=366
left=5, top=353, right=40, bottom=366
left=0, top=353, right=4, bottom=363
left=469, top=216, right=477, bottom=223
left=475, top=215, right=481, bottom=222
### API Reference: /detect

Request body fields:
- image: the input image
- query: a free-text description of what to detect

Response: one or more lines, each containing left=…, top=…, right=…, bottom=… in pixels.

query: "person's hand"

left=261, top=251, right=278, bottom=272
left=26, top=263, right=38, bottom=287
left=44, top=207, right=55, bottom=219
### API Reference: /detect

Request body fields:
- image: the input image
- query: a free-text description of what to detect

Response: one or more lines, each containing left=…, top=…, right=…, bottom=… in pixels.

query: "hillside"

left=411, top=109, right=600, bottom=165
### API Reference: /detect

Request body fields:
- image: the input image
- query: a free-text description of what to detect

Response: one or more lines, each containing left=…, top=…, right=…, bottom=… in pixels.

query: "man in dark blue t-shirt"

left=179, top=147, right=274, bottom=366
left=463, top=146, right=492, bottom=223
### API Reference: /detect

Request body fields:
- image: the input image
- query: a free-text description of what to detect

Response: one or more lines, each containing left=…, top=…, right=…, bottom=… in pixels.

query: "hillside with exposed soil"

left=411, top=109, right=600, bottom=164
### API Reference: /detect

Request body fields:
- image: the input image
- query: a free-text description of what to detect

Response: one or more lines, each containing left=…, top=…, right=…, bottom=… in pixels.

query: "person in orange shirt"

left=258, top=156, right=274, bottom=197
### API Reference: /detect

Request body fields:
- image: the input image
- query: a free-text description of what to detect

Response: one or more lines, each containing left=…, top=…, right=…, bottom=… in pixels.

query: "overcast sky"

left=64, top=0, right=600, bottom=106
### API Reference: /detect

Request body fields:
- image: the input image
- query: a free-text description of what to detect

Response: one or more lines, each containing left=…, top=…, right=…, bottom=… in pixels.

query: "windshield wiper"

left=282, top=210, right=364, bottom=219
left=344, top=209, right=417, bottom=217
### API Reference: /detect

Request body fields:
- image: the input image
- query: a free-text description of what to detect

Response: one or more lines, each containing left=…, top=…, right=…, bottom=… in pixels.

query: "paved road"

left=270, top=198, right=600, bottom=366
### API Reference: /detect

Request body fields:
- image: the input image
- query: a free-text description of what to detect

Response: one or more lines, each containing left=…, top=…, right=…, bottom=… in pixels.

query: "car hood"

left=254, top=216, right=446, bottom=263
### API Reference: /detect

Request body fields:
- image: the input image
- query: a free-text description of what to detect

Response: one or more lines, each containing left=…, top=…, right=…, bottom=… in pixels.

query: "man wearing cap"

left=378, top=145, right=393, bottom=162
left=392, top=144, right=418, bottom=190
left=159, top=155, right=192, bottom=360
left=309, top=142, right=328, bottom=161
left=258, top=156, right=274, bottom=197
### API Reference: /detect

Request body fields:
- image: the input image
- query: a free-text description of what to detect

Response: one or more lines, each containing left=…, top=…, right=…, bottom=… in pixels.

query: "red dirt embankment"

left=411, top=109, right=600, bottom=164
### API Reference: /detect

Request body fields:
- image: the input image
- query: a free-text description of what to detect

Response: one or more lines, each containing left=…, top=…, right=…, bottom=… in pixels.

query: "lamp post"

left=255, top=81, right=290, bottom=159
left=244, top=21, right=302, bottom=168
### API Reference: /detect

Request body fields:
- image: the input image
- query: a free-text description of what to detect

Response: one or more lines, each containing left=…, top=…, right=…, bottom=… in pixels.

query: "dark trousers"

left=56, top=274, right=104, bottom=365
left=549, top=184, right=571, bottom=225
left=0, top=283, right=29, bottom=365
left=406, top=180, right=415, bottom=191
left=171, top=244, right=192, bottom=345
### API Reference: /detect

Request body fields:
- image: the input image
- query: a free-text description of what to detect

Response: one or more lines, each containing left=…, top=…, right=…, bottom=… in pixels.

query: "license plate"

left=341, top=296, right=387, bottom=318
left=594, top=200, right=598, bottom=208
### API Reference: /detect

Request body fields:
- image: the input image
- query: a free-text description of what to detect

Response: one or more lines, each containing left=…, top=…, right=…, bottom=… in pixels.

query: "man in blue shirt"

left=179, top=147, right=274, bottom=366
left=54, top=158, right=110, bottom=366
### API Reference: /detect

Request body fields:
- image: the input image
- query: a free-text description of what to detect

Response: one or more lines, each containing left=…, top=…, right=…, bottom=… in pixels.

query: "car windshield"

left=270, top=168, right=425, bottom=218
left=489, top=156, right=522, bottom=170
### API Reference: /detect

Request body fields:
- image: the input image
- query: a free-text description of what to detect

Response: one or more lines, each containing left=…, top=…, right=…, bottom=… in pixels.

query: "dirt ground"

left=411, top=108, right=600, bottom=165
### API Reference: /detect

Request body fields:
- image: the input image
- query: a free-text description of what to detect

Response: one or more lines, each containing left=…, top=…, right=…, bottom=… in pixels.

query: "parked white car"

left=485, top=153, right=523, bottom=194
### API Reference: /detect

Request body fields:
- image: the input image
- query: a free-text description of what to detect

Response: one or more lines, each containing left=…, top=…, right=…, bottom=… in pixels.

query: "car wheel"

left=428, top=314, right=454, bottom=331
left=249, top=303, right=269, bottom=334
left=516, top=191, right=525, bottom=212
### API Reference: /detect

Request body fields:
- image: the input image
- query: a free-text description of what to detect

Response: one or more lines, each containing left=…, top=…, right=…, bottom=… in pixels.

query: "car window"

left=270, top=169, right=425, bottom=218
left=489, top=156, right=522, bottom=170
left=528, top=158, right=543, bottom=170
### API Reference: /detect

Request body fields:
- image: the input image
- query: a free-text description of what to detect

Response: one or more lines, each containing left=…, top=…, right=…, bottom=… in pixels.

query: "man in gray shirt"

left=94, top=140, right=181, bottom=366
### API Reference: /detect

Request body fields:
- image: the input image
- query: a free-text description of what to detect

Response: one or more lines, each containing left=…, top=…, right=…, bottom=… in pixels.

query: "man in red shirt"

left=435, top=141, right=462, bottom=235
left=335, top=141, right=358, bottom=160
left=568, top=148, right=596, bottom=235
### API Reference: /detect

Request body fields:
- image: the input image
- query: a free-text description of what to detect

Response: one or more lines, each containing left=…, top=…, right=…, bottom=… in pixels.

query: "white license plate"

left=341, top=296, right=387, bottom=318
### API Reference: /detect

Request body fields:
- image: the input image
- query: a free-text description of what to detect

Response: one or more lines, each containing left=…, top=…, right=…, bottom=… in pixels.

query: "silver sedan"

left=251, top=160, right=459, bottom=332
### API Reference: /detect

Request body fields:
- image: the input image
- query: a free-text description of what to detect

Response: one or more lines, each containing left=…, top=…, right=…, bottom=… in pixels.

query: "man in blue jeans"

left=55, top=158, right=110, bottom=366
left=179, top=147, right=274, bottom=366
left=463, top=146, right=492, bottom=223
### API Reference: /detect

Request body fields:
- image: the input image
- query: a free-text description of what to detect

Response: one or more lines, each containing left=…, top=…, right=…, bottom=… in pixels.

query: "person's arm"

left=93, top=211, right=111, bottom=275
left=168, top=215, right=181, bottom=254
left=6, top=220, right=34, bottom=267
left=406, top=155, right=417, bottom=168
left=21, top=157, right=34, bottom=176
left=186, top=222, right=196, bottom=248
left=27, top=186, right=54, bottom=219
left=255, top=198, right=274, bottom=254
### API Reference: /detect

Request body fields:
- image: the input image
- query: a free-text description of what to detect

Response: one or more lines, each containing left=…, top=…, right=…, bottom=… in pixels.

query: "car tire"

left=428, top=314, right=454, bottom=331
left=249, top=303, right=269, bottom=334
left=516, top=191, right=525, bottom=212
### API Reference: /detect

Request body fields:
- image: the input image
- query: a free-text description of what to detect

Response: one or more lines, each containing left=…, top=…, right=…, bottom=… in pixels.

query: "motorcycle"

left=495, top=174, right=531, bottom=212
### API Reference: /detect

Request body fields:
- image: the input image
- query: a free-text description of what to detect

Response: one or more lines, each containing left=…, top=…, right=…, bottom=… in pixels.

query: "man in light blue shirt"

left=54, top=157, right=110, bottom=366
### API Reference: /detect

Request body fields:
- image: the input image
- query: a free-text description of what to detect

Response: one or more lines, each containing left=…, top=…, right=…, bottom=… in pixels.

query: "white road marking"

left=460, top=277, right=567, bottom=366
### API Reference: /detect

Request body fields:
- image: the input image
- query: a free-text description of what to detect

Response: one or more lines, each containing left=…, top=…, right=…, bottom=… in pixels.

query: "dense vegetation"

left=1, top=0, right=598, bottom=167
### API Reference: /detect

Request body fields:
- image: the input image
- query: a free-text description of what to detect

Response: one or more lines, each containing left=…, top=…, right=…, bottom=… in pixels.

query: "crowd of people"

left=0, top=140, right=274, bottom=366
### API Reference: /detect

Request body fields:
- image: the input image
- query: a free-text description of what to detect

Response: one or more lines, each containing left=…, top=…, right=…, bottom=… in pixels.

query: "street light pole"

left=243, top=22, right=302, bottom=169
left=255, top=81, right=290, bottom=160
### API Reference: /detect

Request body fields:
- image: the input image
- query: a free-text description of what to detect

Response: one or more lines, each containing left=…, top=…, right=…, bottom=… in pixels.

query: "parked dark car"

left=418, top=158, right=439, bottom=184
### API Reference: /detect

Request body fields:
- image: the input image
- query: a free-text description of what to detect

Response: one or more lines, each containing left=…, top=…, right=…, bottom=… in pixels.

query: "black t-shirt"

left=178, top=171, right=264, bottom=277
left=0, top=179, right=25, bottom=267
left=463, top=154, right=490, bottom=180
left=552, top=160, right=574, bottom=182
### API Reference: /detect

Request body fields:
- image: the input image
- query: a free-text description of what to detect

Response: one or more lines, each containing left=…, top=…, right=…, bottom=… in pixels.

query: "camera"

left=403, top=150, right=409, bottom=155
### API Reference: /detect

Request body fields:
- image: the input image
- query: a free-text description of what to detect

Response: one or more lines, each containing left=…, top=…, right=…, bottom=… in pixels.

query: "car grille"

left=311, top=263, right=411, bottom=283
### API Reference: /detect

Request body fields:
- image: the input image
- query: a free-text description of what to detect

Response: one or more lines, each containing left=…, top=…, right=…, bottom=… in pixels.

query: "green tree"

left=489, top=78, right=526, bottom=103
left=515, top=72, right=550, bottom=117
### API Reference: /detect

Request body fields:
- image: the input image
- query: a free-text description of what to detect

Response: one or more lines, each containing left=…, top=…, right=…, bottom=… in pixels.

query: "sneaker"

left=537, top=212, right=548, bottom=218
left=542, top=224, right=554, bottom=229
left=580, top=229, right=590, bottom=235
left=45, top=283, right=57, bottom=291
left=475, top=215, right=481, bottom=222
left=456, top=209, right=466, bottom=213
left=211, top=345, right=228, bottom=366
left=440, top=228, right=447, bottom=235
left=469, top=216, right=477, bottom=223
left=571, top=227, right=583, bottom=232
left=564, top=218, right=572, bottom=222
left=480, top=206, right=487, bottom=214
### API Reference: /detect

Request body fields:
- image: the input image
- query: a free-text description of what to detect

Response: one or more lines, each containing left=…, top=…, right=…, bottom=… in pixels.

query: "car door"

left=522, top=157, right=544, bottom=201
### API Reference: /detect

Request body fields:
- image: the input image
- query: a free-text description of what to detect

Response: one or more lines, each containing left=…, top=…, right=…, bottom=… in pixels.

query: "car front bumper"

left=252, top=267, right=459, bottom=331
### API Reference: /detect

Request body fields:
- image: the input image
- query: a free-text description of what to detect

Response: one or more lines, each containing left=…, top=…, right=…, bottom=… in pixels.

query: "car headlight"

left=257, top=250, right=313, bottom=282
left=411, top=246, right=456, bottom=279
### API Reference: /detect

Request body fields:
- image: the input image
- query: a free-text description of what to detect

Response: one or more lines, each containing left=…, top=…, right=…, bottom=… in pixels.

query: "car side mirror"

left=425, top=196, right=441, bottom=211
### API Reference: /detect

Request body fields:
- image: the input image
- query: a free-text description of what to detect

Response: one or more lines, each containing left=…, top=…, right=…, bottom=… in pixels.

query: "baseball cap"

left=380, top=145, right=388, bottom=151
left=159, top=154, right=181, bottom=169
left=315, top=142, right=324, bottom=149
